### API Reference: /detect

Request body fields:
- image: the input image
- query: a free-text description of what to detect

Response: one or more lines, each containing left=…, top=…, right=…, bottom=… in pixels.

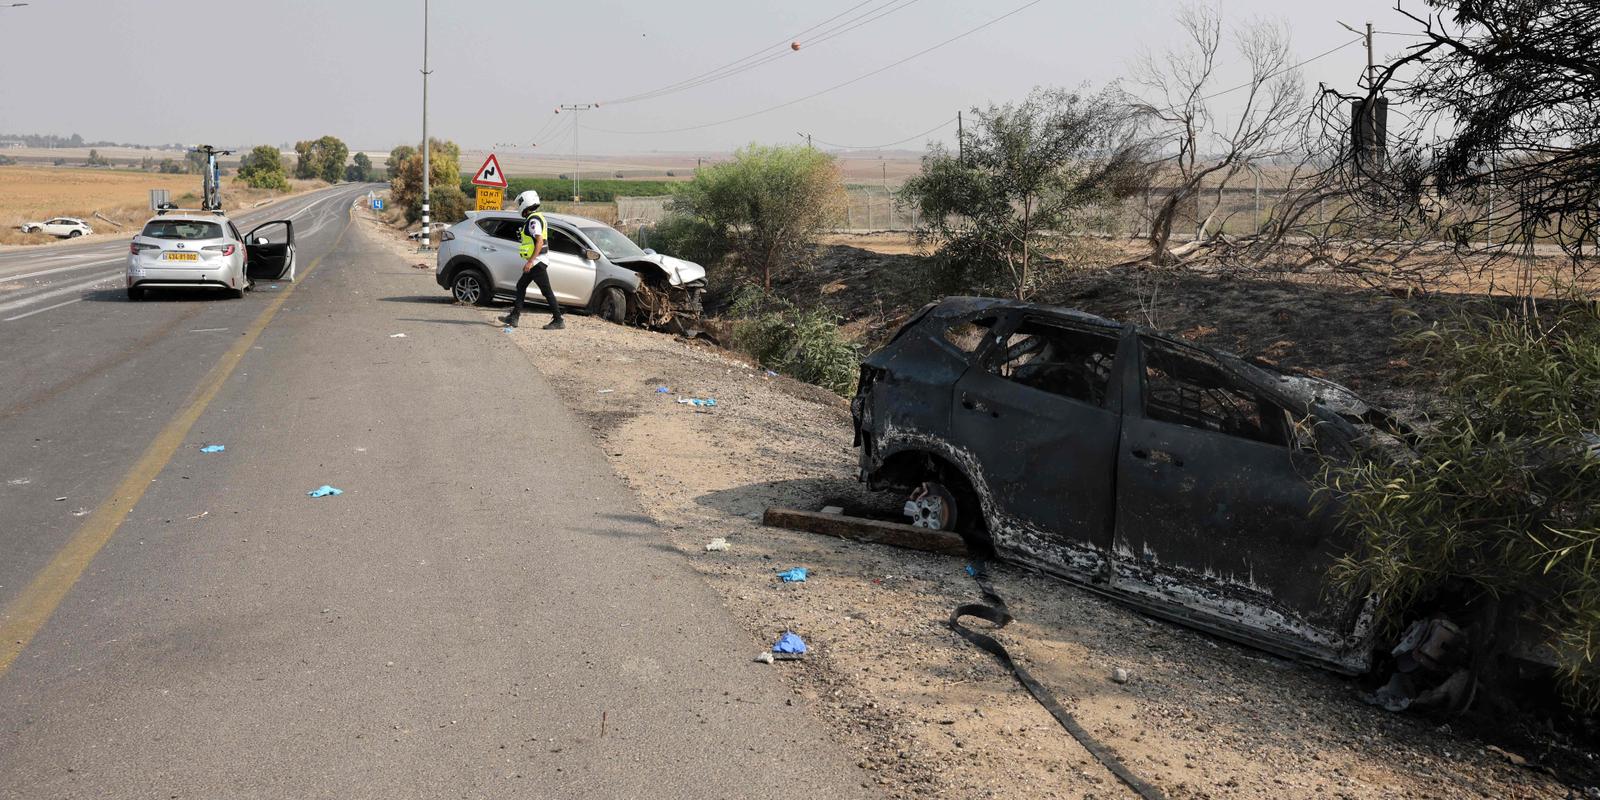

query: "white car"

left=20, top=217, right=93, bottom=238
left=125, top=213, right=296, bottom=300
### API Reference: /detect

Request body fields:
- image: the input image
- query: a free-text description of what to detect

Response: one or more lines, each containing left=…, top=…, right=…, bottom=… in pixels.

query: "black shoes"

left=543, top=317, right=566, bottom=330
left=499, top=314, right=520, bottom=327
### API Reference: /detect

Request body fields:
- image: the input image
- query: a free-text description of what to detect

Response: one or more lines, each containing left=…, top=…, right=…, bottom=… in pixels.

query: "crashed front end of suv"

left=851, top=297, right=1408, bottom=673
left=611, top=251, right=708, bottom=334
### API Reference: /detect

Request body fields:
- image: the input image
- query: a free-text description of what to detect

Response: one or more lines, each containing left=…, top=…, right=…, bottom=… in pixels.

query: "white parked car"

left=125, top=213, right=296, bottom=300
left=20, top=217, right=93, bottom=238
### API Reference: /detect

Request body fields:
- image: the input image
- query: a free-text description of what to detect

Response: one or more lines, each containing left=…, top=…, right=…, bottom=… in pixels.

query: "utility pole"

left=557, top=103, right=597, bottom=201
left=419, top=0, right=433, bottom=251
left=798, top=132, right=812, bottom=149
left=957, top=111, right=964, bottom=167
left=1365, top=21, right=1375, bottom=89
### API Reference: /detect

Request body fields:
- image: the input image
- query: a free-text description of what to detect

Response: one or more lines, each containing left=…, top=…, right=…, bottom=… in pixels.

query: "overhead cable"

left=587, top=0, right=1048, bottom=136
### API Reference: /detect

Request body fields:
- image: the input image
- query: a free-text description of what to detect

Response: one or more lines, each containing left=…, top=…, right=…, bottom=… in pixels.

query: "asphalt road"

left=0, top=190, right=871, bottom=798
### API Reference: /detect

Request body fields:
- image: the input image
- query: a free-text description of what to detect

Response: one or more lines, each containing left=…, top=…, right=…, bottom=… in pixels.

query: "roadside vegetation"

left=293, top=136, right=350, bottom=184
left=466, top=177, right=679, bottom=203
left=389, top=138, right=466, bottom=225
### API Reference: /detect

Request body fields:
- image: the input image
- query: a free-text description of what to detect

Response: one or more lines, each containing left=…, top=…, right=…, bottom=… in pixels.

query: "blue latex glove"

left=777, top=567, right=808, bottom=583
left=307, top=485, right=343, bottom=498
left=773, top=632, right=807, bottom=654
left=199, top=445, right=225, bottom=453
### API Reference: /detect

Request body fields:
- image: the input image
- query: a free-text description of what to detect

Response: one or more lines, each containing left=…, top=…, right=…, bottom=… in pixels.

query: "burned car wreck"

left=851, top=297, right=1392, bottom=673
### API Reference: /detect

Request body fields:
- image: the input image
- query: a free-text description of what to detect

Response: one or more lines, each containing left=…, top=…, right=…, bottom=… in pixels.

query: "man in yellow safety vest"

left=499, top=190, right=565, bottom=329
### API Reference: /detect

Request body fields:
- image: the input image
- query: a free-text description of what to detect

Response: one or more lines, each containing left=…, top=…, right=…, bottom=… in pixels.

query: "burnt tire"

left=450, top=267, right=492, bottom=306
left=599, top=286, right=627, bottom=324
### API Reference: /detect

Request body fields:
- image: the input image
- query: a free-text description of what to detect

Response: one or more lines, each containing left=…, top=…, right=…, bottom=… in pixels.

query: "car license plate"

left=164, top=252, right=199, bottom=262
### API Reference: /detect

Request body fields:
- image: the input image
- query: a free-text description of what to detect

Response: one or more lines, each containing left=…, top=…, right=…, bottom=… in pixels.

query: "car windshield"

left=579, top=226, right=646, bottom=261
left=141, top=220, right=223, bottom=240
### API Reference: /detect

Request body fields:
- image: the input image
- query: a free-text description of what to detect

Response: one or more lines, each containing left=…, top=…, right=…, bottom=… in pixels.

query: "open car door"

left=245, top=220, right=296, bottom=282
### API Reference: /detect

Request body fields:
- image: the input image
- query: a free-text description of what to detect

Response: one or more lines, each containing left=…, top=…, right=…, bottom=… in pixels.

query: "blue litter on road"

left=777, top=567, right=808, bottom=583
left=307, top=485, right=343, bottom=497
left=199, top=445, right=225, bottom=453
left=773, top=632, right=807, bottom=654
left=676, top=398, right=717, bottom=407
left=965, top=564, right=977, bottom=577
left=504, top=327, right=514, bottom=333
left=655, top=386, right=671, bottom=393
left=765, top=370, right=778, bottom=378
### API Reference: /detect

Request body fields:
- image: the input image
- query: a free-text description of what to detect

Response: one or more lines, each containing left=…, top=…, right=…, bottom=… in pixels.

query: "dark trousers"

left=510, top=262, right=561, bottom=319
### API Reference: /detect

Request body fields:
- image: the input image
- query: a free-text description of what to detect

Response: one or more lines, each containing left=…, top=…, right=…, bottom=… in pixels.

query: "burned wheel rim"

left=452, top=273, right=484, bottom=305
left=905, top=481, right=958, bottom=530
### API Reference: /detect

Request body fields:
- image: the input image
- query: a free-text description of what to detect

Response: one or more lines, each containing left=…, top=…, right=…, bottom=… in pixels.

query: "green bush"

left=237, top=145, right=290, bottom=191
left=1324, top=299, right=1600, bottom=709
left=727, top=290, right=860, bottom=396
left=645, top=213, right=728, bottom=267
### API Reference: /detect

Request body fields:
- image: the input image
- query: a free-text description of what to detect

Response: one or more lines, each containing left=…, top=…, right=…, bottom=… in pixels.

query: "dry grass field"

left=0, top=166, right=318, bottom=246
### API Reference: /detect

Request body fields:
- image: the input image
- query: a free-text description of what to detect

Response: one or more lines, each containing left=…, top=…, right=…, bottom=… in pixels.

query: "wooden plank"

left=762, top=508, right=969, bottom=556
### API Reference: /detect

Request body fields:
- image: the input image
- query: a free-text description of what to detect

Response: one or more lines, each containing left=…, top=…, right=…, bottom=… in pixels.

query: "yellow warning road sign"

left=475, top=187, right=504, bottom=212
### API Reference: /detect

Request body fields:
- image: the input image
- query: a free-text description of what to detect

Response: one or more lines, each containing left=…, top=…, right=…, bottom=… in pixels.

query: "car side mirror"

left=642, top=248, right=656, bottom=255
left=584, top=248, right=602, bottom=261
left=255, top=237, right=269, bottom=245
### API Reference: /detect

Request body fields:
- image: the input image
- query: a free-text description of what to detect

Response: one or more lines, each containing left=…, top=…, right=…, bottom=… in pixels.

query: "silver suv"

left=434, top=211, right=706, bottom=329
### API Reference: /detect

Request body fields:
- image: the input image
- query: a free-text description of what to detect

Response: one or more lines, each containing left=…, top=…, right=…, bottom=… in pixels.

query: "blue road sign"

left=373, top=199, right=385, bottom=210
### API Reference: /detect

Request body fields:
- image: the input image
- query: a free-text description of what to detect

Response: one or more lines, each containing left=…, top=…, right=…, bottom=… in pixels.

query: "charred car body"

left=852, top=297, right=1391, bottom=672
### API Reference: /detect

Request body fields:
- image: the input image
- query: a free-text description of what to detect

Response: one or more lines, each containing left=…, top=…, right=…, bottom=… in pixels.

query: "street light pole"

left=557, top=103, right=597, bottom=201
left=419, top=0, right=433, bottom=251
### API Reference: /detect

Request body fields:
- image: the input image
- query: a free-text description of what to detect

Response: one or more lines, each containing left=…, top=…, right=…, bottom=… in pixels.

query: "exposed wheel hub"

left=904, top=481, right=956, bottom=530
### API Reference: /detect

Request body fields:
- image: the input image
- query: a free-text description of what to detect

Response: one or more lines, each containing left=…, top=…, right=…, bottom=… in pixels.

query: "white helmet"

left=515, top=190, right=541, bottom=213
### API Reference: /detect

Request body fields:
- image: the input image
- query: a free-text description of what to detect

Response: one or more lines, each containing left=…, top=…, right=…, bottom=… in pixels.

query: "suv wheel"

left=599, top=286, right=628, bottom=324
left=451, top=268, right=492, bottom=306
left=68, top=230, right=82, bottom=238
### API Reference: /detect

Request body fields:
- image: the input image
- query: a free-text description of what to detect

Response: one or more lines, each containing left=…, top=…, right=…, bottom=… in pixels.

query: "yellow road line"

left=0, top=200, right=356, bottom=679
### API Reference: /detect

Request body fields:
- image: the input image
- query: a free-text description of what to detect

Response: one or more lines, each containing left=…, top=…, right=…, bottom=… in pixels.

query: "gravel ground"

left=365, top=213, right=1575, bottom=799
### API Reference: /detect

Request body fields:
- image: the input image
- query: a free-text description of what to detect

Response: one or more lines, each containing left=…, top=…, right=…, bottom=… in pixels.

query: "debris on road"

left=676, top=397, right=717, bottom=407
left=199, top=445, right=226, bottom=453
left=773, top=632, right=808, bottom=656
left=53, top=496, right=66, bottom=502
left=705, top=537, right=730, bottom=552
left=186, top=511, right=209, bottom=521
left=388, top=333, right=407, bottom=338
left=1111, top=668, right=1131, bottom=684
left=655, top=386, right=672, bottom=393
left=307, top=485, right=343, bottom=498
left=754, top=651, right=775, bottom=664
left=777, top=567, right=809, bottom=583
left=598, top=389, right=615, bottom=394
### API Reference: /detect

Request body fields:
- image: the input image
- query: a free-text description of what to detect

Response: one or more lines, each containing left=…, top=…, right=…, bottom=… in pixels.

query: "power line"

left=1197, top=36, right=1363, bottom=104
left=587, top=0, right=1048, bottom=136
left=602, top=0, right=928, bottom=108
left=602, top=0, right=881, bottom=106
left=813, top=116, right=957, bottom=150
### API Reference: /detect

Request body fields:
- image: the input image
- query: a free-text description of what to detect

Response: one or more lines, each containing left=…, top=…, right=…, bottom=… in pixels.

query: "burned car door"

left=1111, top=335, right=1369, bottom=670
left=949, top=314, right=1124, bottom=575
left=244, top=220, right=295, bottom=281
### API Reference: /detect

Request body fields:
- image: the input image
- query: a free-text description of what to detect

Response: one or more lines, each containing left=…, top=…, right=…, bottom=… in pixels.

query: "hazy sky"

left=0, top=0, right=1419, bottom=154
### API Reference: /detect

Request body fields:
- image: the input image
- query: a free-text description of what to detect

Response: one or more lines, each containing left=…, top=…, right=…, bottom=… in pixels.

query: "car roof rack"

left=154, top=206, right=228, bottom=217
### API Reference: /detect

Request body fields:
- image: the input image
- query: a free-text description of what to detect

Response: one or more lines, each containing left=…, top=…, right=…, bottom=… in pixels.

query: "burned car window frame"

left=984, top=316, right=1122, bottom=410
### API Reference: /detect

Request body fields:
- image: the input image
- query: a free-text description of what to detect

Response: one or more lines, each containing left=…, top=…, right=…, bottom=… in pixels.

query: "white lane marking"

left=0, top=272, right=120, bottom=317
left=3, top=298, right=82, bottom=322
left=0, top=258, right=125, bottom=284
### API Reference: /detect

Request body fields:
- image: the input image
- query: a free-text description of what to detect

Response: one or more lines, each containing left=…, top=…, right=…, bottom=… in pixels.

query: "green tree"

left=344, top=152, right=374, bottom=182
left=390, top=138, right=464, bottom=223
left=84, top=149, right=110, bottom=167
left=237, top=145, right=290, bottom=191
left=671, top=143, right=845, bottom=292
left=294, top=135, right=350, bottom=183
left=387, top=145, right=415, bottom=180
left=184, top=149, right=207, bottom=175
left=158, top=159, right=183, bottom=174
left=901, top=87, right=1150, bottom=299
